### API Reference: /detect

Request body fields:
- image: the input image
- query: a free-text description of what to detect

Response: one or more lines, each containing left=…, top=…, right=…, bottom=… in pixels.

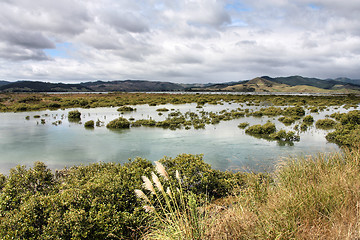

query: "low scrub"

left=84, top=120, right=94, bottom=128
left=106, top=117, right=130, bottom=129
left=326, top=110, right=360, bottom=146
left=303, top=115, right=314, bottom=124
left=315, top=118, right=337, bottom=129
left=238, top=122, right=249, bottom=129
left=278, top=116, right=296, bottom=125
left=68, top=110, right=81, bottom=119
left=0, top=155, right=246, bottom=239
left=245, top=122, right=276, bottom=135
left=117, top=106, right=136, bottom=112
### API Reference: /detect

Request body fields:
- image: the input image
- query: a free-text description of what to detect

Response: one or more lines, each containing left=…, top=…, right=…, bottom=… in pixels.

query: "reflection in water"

left=0, top=103, right=342, bottom=174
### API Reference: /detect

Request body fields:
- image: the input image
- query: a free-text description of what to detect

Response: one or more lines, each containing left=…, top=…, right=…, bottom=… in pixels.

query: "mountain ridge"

left=0, top=76, right=359, bottom=93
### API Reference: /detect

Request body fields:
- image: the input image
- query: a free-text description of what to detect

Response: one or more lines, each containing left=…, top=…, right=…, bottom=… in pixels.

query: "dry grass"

left=205, top=147, right=360, bottom=240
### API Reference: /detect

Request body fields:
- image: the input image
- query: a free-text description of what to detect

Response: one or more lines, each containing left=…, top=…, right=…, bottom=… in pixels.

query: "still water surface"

left=0, top=102, right=343, bottom=174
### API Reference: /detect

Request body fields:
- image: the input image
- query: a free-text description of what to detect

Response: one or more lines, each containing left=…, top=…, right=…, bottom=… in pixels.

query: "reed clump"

left=135, top=161, right=211, bottom=240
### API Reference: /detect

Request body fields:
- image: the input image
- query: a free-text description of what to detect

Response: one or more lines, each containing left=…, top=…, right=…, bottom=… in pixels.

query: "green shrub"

left=48, top=102, right=61, bottom=109
left=156, top=108, right=169, bottom=112
left=270, top=130, right=300, bottom=142
left=68, top=110, right=81, bottom=119
left=278, top=116, right=296, bottom=125
left=303, top=115, right=314, bottom=124
left=117, top=106, right=136, bottom=112
left=84, top=120, right=94, bottom=128
left=246, top=122, right=276, bottom=135
left=300, top=122, right=308, bottom=131
left=315, top=119, right=336, bottom=129
left=339, top=110, right=360, bottom=126
left=0, top=155, right=246, bottom=239
left=159, top=154, right=245, bottom=199
left=238, top=122, right=249, bottom=129
left=132, top=119, right=157, bottom=127
left=326, top=126, right=360, bottom=146
left=106, top=117, right=130, bottom=129
left=284, top=106, right=305, bottom=116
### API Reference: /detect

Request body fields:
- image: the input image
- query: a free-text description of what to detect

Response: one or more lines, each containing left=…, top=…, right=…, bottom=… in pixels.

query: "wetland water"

left=0, top=102, right=344, bottom=174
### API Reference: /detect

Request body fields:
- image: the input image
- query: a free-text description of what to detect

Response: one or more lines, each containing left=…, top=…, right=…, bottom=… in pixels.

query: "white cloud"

left=0, top=0, right=359, bottom=83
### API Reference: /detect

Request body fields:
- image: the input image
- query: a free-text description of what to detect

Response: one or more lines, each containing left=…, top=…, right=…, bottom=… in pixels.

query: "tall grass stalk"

left=135, top=162, right=211, bottom=240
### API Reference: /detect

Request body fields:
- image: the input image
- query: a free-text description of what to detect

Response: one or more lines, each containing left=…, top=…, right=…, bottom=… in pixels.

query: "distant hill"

left=82, top=80, right=185, bottom=92
left=0, top=81, right=93, bottom=92
left=0, top=81, right=10, bottom=87
left=0, top=76, right=359, bottom=93
left=333, top=77, right=360, bottom=86
left=190, top=76, right=360, bottom=93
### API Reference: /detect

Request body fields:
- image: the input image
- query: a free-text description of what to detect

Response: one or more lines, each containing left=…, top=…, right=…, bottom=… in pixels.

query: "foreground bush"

left=0, top=160, right=153, bottom=239
left=0, top=155, right=244, bottom=239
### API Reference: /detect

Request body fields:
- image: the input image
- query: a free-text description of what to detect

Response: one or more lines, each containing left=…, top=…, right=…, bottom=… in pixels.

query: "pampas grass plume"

left=142, top=175, right=155, bottom=194
left=134, top=189, right=150, bottom=203
left=152, top=172, right=164, bottom=193
left=155, top=161, right=169, bottom=181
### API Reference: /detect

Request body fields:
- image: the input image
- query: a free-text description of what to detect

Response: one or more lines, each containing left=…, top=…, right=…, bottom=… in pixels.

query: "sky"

left=0, top=0, right=359, bottom=83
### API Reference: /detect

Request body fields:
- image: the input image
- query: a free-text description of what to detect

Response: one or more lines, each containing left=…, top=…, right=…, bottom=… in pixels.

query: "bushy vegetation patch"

left=68, top=110, right=81, bottom=119
left=278, top=116, right=296, bottom=125
left=156, top=107, right=169, bottom=112
left=315, top=118, right=337, bottom=129
left=283, top=106, right=305, bottom=116
left=326, top=110, right=360, bottom=146
left=84, top=120, right=94, bottom=128
left=0, top=155, right=247, bottom=239
left=106, top=117, right=130, bottom=129
left=269, top=130, right=300, bottom=142
left=238, top=122, right=249, bottom=129
left=117, top=106, right=136, bottom=112
left=302, top=115, right=314, bottom=124
left=245, top=122, right=276, bottom=135
left=246, top=122, right=299, bottom=143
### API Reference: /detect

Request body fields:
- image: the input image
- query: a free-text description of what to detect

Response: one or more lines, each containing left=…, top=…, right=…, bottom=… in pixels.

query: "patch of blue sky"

left=228, top=19, right=248, bottom=27
left=308, top=3, right=321, bottom=10
left=44, top=42, right=73, bottom=59
left=225, top=1, right=251, bottom=12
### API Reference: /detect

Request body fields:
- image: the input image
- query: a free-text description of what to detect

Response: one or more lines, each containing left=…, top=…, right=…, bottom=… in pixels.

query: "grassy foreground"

left=1, top=148, right=360, bottom=239
left=141, top=147, right=360, bottom=240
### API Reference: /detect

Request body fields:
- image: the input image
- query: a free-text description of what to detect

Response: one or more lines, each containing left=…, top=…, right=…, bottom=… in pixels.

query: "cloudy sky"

left=0, top=0, right=359, bottom=83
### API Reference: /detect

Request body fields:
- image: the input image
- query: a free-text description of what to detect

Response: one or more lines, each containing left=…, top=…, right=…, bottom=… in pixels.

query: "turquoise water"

left=0, top=103, right=342, bottom=174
